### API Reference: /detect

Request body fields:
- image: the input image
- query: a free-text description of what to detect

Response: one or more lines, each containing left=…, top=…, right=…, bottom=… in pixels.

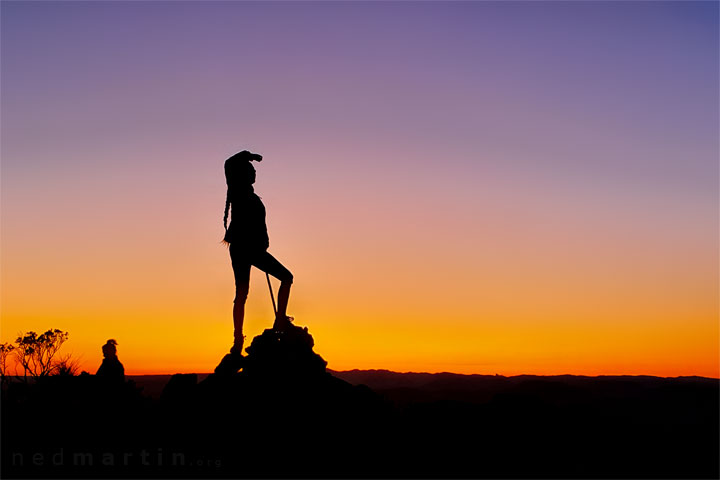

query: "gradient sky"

left=1, top=1, right=718, bottom=377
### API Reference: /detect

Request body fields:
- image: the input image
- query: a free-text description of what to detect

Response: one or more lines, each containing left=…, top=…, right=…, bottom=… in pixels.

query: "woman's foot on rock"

left=229, top=335, right=245, bottom=355
left=273, top=315, right=294, bottom=332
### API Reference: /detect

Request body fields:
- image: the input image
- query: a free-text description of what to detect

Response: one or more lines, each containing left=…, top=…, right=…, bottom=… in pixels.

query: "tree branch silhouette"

left=13, top=329, right=70, bottom=380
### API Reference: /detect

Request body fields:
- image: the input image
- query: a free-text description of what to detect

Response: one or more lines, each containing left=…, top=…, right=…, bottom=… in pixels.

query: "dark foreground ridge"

left=2, top=325, right=718, bottom=479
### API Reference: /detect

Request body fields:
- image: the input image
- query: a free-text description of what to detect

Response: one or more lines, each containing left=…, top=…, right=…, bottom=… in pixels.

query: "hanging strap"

left=266, top=273, right=277, bottom=316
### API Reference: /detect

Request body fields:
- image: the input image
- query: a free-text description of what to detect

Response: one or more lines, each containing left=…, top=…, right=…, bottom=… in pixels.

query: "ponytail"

left=221, top=188, right=231, bottom=246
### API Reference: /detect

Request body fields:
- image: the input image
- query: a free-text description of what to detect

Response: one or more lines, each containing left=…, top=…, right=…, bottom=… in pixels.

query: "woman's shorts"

left=229, top=243, right=293, bottom=287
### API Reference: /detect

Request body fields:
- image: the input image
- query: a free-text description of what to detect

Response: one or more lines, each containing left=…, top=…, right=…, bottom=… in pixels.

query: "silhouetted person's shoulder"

left=96, top=356, right=125, bottom=381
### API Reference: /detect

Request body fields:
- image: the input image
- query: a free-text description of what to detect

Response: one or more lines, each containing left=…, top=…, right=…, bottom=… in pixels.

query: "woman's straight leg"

left=229, top=244, right=252, bottom=349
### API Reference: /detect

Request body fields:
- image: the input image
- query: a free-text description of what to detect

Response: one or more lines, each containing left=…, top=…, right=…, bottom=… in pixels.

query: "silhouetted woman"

left=223, top=150, right=294, bottom=355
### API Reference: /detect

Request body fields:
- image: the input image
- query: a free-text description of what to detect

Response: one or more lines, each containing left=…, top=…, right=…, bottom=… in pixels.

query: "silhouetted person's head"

left=102, top=339, right=118, bottom=359
left=225, top=150, right=262, bottom=188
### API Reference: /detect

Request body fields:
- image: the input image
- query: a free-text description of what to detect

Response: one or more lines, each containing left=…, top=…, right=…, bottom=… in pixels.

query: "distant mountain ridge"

left=126, top=369, right=717, bottom=399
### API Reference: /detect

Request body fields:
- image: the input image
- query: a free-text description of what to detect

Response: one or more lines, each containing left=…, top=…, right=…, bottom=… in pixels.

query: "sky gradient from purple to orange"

left=1, top=1, right=718, bottom=376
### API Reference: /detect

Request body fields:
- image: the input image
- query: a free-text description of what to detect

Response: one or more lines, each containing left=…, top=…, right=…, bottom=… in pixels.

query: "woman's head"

left=224, top=150, right=262, bottom=187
